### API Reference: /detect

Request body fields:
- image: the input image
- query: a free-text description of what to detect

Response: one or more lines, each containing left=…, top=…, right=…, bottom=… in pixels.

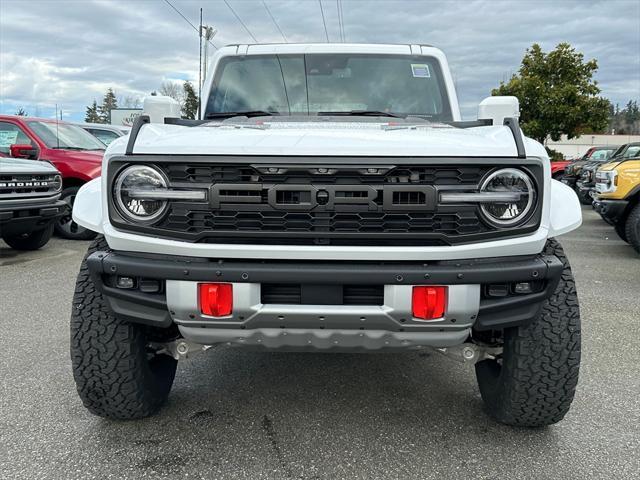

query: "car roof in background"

left=0, top=114, right=73, bottom=124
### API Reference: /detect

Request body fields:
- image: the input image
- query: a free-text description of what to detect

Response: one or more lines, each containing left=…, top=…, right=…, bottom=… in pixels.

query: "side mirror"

left=10, top=144, right=38, bottom=160
left=478, top=96, right=520, bottom=125
left=143, top=95, right=181, bottom=124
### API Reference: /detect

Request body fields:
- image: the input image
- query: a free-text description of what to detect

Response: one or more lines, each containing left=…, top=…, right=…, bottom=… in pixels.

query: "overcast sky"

left=0, top=0, right=638, bottom=121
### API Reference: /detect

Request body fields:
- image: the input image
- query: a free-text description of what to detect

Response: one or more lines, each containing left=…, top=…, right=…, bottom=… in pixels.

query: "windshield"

left=206, top=54, right=452, bottom=120
left=587, top=148, right=616, bottom=161
left=622, top=145, right=640, bottom=159
left=85, top=128, right=120, bottom=146
left=28, top=121, right=105, bottom=150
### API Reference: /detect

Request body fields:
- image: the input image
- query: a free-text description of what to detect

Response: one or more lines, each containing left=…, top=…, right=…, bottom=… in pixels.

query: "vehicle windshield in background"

left=85, top=128, right=120, bottom=146
left=206, top=54, right=452, bottom=121
left=27, top=121, right=105, bottom=151
left=621, top=145, right=640, bottom=159
left=587, top=147, right=617, bottom=161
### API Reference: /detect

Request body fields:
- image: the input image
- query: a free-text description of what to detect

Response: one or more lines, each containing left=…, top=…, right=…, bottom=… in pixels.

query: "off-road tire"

left=625, top=203, right=640, bottom=254
left=475, top=238, right=581, bottom=427
left=70, top=236, right=177, bottom=420
left=614, top=221, right=628, bottom=243
left=2, top=223, right=54, bottom=250
left=55, top=186, right=98, bottom=240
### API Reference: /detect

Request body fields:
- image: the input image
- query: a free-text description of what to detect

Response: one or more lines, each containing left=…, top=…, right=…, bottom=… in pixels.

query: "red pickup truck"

left=550, top=159, right=571, bottom=179
left=0, top=115, right=105, bottom=239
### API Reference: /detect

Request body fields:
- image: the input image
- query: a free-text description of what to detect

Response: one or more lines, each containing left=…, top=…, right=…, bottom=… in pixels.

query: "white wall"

left=546, top=134, right=640, bottom=159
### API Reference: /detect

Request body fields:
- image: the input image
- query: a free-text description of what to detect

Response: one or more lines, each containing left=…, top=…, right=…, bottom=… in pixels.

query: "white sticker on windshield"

left=0, top=131, right=18, bottom=147
left=411, top=64, right=431, bottom=78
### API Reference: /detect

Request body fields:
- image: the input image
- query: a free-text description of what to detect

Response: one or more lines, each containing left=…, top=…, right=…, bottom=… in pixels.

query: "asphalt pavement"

left=0, top=206, right=638, bottom=479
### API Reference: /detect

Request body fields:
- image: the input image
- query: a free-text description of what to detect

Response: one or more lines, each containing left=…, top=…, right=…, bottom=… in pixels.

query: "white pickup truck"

left=71, top=43, right=582, bottom=427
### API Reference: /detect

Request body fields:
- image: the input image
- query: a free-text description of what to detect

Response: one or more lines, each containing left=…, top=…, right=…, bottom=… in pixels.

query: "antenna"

left=55, top=104, right=60, bottom=149
left=318, top=0, right=329, bottom=42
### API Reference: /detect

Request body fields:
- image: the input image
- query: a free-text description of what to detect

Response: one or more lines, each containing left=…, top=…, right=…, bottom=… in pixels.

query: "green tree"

left=492, top=43, right=610, bottom=144
left=182, top=81, right=199, bottom=119
left=15, top=107, right=28, bottom=116
left=98, top=88, right=118, bottom=123
left=609, top=99, right=640, bottom=134
left=85, top=100, right=101, bottom=123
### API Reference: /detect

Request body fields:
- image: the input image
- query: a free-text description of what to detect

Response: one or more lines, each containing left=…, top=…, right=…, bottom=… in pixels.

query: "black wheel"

left=576, top=188, right=592, bottom=205
left=71, top=236, right=177, bottom=420
left=2, top=223, right=54, bottom=250
left=625, top=203, right=640, bottom=254
left=55, top=186, right=97, bottom=240
left=614, top=221, right=628, bottom=243
left=475, top=239, right=581, bottom=427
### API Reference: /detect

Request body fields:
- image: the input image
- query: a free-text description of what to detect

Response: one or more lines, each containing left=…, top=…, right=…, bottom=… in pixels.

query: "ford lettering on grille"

left=210, top=184, right=437, bottom=212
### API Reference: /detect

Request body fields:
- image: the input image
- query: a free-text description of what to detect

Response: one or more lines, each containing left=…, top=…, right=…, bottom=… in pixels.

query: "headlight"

left=51, top=174, right=62, bottom=192
left=479, top=168, right=536, bottom=227
left=595, top=170, right=617, bottom=194
left=114, top=165, right=168, bottom=223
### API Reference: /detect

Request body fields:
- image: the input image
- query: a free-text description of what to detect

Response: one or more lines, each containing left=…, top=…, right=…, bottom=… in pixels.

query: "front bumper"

left=0, top=199, right=66, bottom=237
left=593, top=199, right=628, bottom=224
left=86, top=249, right=563, bottom=350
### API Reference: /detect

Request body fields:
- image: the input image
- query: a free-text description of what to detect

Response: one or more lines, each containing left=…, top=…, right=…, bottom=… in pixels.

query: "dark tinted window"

left=207, top=54, right=452, bottom=120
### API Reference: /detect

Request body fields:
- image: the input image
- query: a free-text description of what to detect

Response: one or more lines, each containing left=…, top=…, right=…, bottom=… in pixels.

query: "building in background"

left=547, top=134, right=640, bottom=159
left=110, top=108, right=143, bottom=127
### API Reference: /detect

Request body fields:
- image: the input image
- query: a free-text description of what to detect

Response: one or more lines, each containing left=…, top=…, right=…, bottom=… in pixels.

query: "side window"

left=0, top=122, right=33, bottom=156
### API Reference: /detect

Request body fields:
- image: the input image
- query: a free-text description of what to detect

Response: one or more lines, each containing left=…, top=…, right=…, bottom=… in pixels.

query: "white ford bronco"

left=71, top=44, right=582, bottom=426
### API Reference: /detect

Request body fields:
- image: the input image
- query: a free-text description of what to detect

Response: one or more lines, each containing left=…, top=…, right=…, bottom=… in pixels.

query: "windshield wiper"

left=204, top=110, right=281, bottom=120
left=317, top=110, right=406, bottom=118
left=53, top=146, right=103, bottom=151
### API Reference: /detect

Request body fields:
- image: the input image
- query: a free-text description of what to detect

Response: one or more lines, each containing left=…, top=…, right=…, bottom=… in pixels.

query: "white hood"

left=109, top=121, right=546, bottom=158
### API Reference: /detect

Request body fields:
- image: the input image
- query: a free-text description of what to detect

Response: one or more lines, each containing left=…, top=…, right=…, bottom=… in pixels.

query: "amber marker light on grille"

left=199, top=283, right=233, bottom=317
left=412, top=286, right=447, bottom=320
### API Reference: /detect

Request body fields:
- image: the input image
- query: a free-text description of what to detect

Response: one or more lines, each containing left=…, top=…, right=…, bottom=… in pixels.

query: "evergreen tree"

left=85, top=100, right=101, bottom=123
left=98, top=88, right=118, bottom=123
left=182, top=81, right=199, bottom=119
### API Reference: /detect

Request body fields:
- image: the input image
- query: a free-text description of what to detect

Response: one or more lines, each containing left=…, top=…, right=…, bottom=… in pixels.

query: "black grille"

left=164, top=164, right=486, bottom=186
left=0, top=173, right=60, bottom=199
left=163, top=208, right=485, bottom=237
left=149, top=164, right=493, bottom=245
left=261, top=284, right=384, bottom=305
left=108, top=160, right=543, bottom=246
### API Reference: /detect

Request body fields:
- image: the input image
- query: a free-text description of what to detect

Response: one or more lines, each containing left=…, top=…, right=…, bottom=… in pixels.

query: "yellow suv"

left=594, top=156, right=640, bottom=253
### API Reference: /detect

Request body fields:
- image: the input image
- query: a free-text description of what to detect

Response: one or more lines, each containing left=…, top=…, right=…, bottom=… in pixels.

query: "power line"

left=318, top=0, right=329, bottom=42
left=223, top=0, right=258, bottom=43
left=162, top=0, right=217, bottom=49
left=262, top=1, right=287, bottom=43
left=336, top=0, right=343, bottom=42
left=339, top=0, right=346, bottom=42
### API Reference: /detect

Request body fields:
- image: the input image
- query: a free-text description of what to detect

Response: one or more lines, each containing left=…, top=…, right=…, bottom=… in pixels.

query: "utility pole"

left=198, top=8, right=203, bottom=119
